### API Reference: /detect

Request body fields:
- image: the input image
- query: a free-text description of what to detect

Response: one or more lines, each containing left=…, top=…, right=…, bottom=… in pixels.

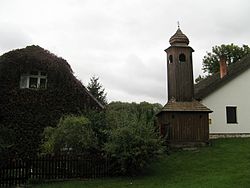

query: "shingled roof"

left=194, top=54, right=250, bottom=100
left=169, top=28, right=189, bottom=46
left=158, top=99, right=212, bottom=115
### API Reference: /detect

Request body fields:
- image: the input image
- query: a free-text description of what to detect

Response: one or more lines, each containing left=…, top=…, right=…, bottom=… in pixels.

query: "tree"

left=104, top=102, right=164, bottom=175
left=41, top=115, right=98, bottom=155
left=85, top=110, right=107, bottom=147
left=87, top=76, right=107, bottom=105
left=104, top=122, right=163, bottom=175
left=106, top=101, right=162, bottom=130
left=202, top=44, right=250, bottom=75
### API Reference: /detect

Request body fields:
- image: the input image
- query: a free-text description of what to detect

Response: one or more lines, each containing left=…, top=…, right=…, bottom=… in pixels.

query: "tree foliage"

left=0, top=125, right=15, bottom=160
left=87, top=76, right=107, bottom=105
left=106, top=101, right=162, bottom=130
left=202, top=44, right=250, bottom=75
left=104, top=102, right=164, bottom=175
left=40, top=102, right=164, bottom=174
left=85, top=110, right=107, bottom=147
left=41, top=115, right=98, bottom=155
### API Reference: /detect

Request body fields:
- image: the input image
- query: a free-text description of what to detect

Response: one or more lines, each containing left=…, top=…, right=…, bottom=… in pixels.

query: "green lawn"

left=33, top=138, right=250, bottom=188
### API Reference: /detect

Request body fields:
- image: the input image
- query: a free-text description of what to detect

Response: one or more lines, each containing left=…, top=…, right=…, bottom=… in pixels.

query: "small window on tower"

left=168, top=55, right=173, bottom=64
left=179, top=53, right=186, bottom=63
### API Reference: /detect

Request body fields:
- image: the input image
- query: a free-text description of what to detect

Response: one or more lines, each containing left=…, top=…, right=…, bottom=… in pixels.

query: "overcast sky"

left=0, top=0, right=250, bottom=105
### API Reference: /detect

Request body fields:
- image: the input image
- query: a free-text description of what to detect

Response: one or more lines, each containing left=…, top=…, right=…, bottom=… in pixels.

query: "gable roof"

left=194, top=54, right=250, bottom=100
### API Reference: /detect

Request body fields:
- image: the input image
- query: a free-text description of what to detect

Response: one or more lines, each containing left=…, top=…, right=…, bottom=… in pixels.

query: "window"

left=179, top=53, right=186, bottom=63
left=226, top=106, right=237, bottom=124
left=29, top=77, right=38, bottom=88
left=20, top=71, right=47, bottom=89
left=168, top=55, right=173, bottom=64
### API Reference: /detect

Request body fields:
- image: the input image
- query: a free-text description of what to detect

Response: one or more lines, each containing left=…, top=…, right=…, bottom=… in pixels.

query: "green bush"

left=104, top=123, right=164, bottom=175
left=41, top=115, right=98, bottom=155
left=85, top=110, right=107, bottom=147
left=104, top=102, right=164, bottom=175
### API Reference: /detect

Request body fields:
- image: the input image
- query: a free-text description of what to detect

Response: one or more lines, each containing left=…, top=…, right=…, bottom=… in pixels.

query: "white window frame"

left=20, top=71, right=47, bottom=89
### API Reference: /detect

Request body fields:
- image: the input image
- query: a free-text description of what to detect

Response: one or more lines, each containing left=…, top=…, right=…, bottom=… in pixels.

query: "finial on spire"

left=177, top=21, right=180, bottom=29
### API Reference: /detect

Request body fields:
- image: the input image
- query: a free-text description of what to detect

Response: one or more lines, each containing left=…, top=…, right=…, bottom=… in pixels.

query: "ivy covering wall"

left=0, top=45, right=103, bottom=157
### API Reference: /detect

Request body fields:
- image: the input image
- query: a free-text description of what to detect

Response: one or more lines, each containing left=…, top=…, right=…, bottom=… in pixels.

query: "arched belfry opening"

left=179, top=53, right=186, bottom=63
left=156, top=26, right=212, bottom=147
left=168, top=55, right=173, bottom=64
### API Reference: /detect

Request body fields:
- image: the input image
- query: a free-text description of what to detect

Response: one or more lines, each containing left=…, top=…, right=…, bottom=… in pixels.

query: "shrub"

left=104, top=102, right=164, bottom=175
left=104, top=123, right=164, bottom=175
left=41, top=115, right=98, bottom=155
left=85, top=110, right=107, bottom=147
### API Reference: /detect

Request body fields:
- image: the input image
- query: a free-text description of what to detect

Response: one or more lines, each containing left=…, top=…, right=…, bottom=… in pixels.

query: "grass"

left=33, top=138, right=250, bottom=188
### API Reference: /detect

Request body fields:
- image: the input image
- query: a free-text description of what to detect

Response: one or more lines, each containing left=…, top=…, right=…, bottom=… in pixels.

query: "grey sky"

left=0, top=0, right=250, bottom=105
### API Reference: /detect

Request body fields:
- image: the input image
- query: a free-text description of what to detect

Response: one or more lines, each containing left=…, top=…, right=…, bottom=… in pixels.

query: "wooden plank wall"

left=167, top=47, right=194, bottom=101
left=158, top=112, right=209, bottom=142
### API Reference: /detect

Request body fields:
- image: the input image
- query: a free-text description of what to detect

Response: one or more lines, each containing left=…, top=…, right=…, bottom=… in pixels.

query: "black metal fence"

left=0, top=154, right=111, bottom=187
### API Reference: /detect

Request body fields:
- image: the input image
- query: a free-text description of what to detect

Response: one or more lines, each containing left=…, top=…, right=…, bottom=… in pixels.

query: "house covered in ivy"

left=0, top=45, right=104, bottom=157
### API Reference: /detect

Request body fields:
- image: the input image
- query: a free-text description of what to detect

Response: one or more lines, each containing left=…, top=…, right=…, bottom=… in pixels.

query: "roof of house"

left=194, top=54, right=250, bottom=100
left=157, top=99, right=212, bottom=115
left=0, top=45, right=104, bottom=110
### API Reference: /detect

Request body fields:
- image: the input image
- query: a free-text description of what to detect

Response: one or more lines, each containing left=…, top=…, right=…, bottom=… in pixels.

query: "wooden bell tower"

left=156, top=26, right=212, bottom=147
left=165, top=26, right=194, bottom=101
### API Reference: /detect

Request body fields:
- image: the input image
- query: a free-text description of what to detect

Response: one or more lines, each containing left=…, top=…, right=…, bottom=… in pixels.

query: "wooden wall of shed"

left=158, top=112, right=209, bottom=142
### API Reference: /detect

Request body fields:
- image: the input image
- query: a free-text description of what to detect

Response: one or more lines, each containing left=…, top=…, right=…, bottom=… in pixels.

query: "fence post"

left=25, top=158, right=31, bottom=185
